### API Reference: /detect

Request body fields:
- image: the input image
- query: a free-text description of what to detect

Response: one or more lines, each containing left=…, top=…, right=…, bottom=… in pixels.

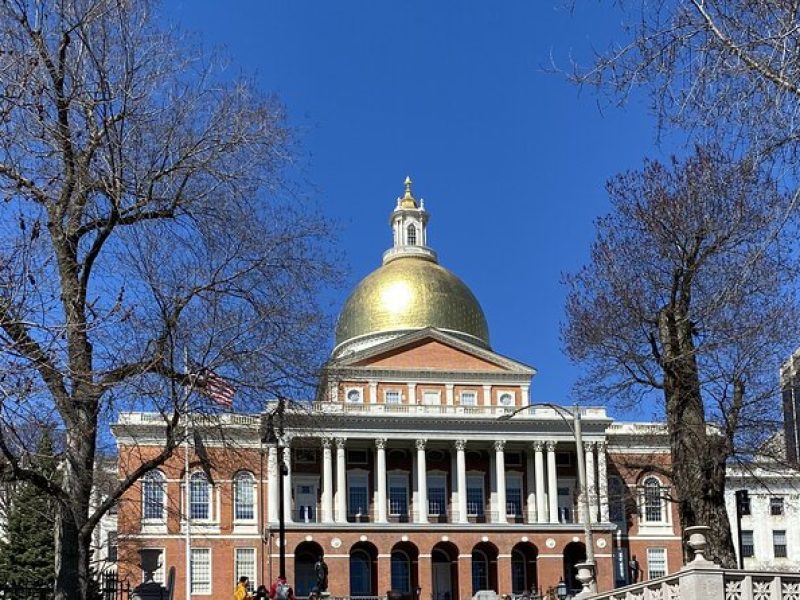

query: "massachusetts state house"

left=114, top=179, right=682, bottom=599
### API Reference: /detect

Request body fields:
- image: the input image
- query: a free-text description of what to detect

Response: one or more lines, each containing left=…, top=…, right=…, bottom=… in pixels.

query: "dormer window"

left=407, top=224, right=417, bottom=245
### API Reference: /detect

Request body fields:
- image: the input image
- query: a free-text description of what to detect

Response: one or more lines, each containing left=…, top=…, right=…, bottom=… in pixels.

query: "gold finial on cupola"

left=399, top=175, right=418, bottom=208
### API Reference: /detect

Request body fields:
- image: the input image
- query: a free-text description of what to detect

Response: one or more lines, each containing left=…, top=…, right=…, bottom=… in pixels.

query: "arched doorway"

left=562, top=542, right=587, bottom=595
left=510, top=542, right=538, bottom=595
left=350, top=542, right=378, bottom=597
left=295, top=541, right=324, bottom=597
left=431, top=541, right=459, bottom=600
left=471, top=542, right=498, bottom=594
left=390, top=541, right=419, bottom=599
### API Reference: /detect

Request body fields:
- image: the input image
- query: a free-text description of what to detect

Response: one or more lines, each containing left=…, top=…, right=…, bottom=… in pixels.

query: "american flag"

left=197, top=369, right=235, bottom=407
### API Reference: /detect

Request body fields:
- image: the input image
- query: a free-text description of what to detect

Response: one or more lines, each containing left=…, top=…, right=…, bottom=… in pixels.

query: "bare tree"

left=574, top=0, right=800, bottom=170
left=563, top=146, right=800, bottom=567
left=0, top=1, right=338, bottom=598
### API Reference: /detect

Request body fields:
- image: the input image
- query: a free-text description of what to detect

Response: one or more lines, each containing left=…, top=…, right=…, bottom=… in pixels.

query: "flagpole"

left=184, top=347, right=192, bottom=600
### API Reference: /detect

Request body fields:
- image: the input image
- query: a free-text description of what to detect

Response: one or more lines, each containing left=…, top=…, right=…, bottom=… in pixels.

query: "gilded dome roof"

left=334, top=255, right=490, bottom=353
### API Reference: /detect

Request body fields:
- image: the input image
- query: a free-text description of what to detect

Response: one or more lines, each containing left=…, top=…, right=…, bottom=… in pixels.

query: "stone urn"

left=132, top=549, right=168, bottom=600
left=573, top=561, right=595, bottom=599
left=139, top=549, right=161, bottom=582
left=684, top=525, right=713, bottom=565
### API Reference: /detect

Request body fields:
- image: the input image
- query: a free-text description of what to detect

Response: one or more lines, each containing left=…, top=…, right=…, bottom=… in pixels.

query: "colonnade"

left=266, top=438, right=609, bottom=525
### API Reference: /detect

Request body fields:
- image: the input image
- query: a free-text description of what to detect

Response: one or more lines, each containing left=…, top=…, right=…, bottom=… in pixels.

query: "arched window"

left=609, top=476, right=626, bottom=524
left=643, top=477, right=663, bottom=522
left=190, top=472, right=211, bottom=520
left=471, top=549, right=489, bottom=593
left=390, top=550, right=411, bottom=594
left=142, top=470, right=165, bottom=521
left=407, top=224, right=417, bottom=245
left=350, top=550, right=372, bottom=596
left=234, top=471, right=255, bottom=521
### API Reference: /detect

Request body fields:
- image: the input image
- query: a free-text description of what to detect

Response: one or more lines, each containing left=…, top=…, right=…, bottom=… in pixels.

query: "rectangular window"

left=557, top=486, right=572, bottom=523
left=741, top=530, right=754, bottom=558
left=107, top=532, right=118, bottom=563
left=190, top=548, right=211, bottom=594
left=466, top=476, right=484, bottom=516
left=773, top=530, right=788, bottom=558
left=385, top=390, right=401, bottom=404
left=235, top=548, right=256, bottom=592
left=428, top=480, right=446, bottom=516
left=770, top=497, right=785, bottom=516
left=348, top=472, right=369, bottom=517
left=460, top=391, right=477, bottom=406
left=389, top=475, right=408, bottom=516
left=646, top=548, right=667, bottom=579
left=506, top=484, right=523, bottom=517
left=422, top=391, right=440, bottom=405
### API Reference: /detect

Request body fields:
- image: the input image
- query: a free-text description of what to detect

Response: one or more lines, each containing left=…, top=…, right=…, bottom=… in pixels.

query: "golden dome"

left=334, top=255, right=490, bottom=353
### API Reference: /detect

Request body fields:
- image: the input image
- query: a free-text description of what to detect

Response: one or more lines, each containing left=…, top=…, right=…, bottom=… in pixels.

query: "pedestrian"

left=255, top=585, right=269, bottom=600
left=235, top=576, right=253, bottom=600
left=270, top=576, right=295, bottom=600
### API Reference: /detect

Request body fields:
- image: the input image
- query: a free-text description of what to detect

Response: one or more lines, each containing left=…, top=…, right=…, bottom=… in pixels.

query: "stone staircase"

left=580, top=527, right=800, bottom=600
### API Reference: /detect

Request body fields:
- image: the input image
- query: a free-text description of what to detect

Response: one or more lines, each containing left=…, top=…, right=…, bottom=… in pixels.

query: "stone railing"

left=310, top=402, right=609, bottom=419
left=116, top=412, right=259, bottom=426
left=585, top=526, right=800, bottom=600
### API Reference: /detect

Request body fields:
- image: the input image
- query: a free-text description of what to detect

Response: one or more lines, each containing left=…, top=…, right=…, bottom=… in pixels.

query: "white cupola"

left=382, top=176, right=437, bottom=265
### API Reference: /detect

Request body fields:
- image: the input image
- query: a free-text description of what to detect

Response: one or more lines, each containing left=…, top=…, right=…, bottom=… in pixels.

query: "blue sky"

left=166, top=2, right=678, bottom=419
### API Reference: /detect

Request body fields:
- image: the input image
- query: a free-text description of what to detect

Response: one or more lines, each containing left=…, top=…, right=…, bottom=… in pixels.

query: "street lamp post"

left=261, top=398, right=288, bottom=580
left=498, top=403, right=596, bottom=591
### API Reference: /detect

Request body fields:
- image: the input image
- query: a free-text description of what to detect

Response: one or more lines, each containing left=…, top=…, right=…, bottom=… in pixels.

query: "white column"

left=267, top=445, right=278, bottom=523
left=598, top=441, right=610, bottom=522
left=335, top=438, right=347, bottom=523
left=455, top=439, right=468, bottom=523
left=416, top=439, right=428, bottom=523
left=526, top=445, right=537, bottom=523
left=494, top=440, right=507, bottom=524
left=534, top=442, right=546, bottom=523
left=408, top=382, right=417, bottom=405
left=585, top=442, right=596, bottom=523
left=521, top=384, right=529, bottom=405
left=282, top=445, right=293, bottom=523
left=546, top=441, right=558, bottom=523
left=321, top=438, right=333, bottom=523
left=375, top=438, right=388, bottom=523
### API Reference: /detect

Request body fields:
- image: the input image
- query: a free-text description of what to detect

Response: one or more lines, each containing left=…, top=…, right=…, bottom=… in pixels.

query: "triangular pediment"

left=331, top=328, right=535, bottom=375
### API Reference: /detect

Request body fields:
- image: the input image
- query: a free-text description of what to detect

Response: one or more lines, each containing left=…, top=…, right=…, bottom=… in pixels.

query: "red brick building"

left=114, top=179, right=682, bottom=599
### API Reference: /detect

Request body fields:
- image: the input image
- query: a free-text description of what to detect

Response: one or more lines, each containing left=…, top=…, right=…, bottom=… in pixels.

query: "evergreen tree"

left=0, top=431, right=57, bottom=586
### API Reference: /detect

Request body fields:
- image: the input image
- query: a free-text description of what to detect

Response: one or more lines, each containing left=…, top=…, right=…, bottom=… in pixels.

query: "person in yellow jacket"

left=235, top=576, right=253, bottom=600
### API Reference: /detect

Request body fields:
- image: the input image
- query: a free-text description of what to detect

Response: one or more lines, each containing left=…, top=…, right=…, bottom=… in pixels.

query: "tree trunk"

left=659, top=306, right=737, bottom=567
left=54, top=503, right=90, bottom=600
left=55, top=411, right=97, bottom=600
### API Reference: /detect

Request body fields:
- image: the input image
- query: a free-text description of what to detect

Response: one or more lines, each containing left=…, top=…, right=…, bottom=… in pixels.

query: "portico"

left=265, top=404, right=611, bottom=527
